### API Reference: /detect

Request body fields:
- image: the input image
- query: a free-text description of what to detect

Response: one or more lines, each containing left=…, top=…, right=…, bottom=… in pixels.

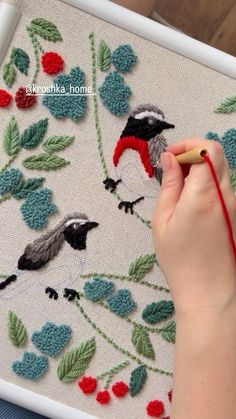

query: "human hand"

left=152, top=139, right=236, bottom=317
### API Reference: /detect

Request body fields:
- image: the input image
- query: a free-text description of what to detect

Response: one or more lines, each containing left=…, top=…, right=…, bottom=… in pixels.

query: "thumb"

left=155, top=152, right=184, bottom=219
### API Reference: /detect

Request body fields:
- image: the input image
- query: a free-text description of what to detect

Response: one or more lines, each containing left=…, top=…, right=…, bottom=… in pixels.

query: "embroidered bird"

left=104, top=104, right=175, bottom=213
left=0, top=213, right=98, bottom=298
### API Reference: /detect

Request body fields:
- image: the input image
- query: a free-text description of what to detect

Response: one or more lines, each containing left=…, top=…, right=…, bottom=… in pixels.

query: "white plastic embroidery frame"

left=155, top=147, right=207, bottom=166
left=0, top=2, right=21, bottom=66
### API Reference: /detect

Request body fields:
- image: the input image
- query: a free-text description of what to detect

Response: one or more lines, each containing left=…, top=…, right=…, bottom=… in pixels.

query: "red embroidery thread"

left=0, top=89, right=12, bottom=107
left=113, top=136, right=154, bottom=178
left=112, top=381, right=129, bottom=397
left=146, top=400, right=164, bottom=417
left=41, top=51, right=64, bottom=75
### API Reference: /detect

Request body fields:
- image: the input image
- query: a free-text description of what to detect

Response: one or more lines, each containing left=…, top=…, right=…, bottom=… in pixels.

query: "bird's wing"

left=18, top=213, right=87, bottom=270
left=148, top=134, right=168, bottom=166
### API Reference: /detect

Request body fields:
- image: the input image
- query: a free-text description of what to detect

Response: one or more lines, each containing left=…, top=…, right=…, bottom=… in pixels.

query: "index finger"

left=167, top=138, right=227, bottom=181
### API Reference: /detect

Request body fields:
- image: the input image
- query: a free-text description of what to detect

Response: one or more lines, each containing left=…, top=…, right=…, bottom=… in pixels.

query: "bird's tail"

left=0, top=274, right=17, bottom=290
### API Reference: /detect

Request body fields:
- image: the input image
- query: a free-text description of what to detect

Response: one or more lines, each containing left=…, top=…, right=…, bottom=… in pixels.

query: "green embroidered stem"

left=89, top=33, right=109, bottom=178
left=88, top=32, right=151, bottom=230
left=81, top=272, right=170, bottom=293
left=97, top=360, right=130, bottom=389
left=80, top=293, right=162, bottom=334
left=27, top=28, right=41, bottom=85
left=0, top=156, right=17, bottom=173
left=76, top=301, right=173, bottom=377
left=0, top=194, right=11, bottom=204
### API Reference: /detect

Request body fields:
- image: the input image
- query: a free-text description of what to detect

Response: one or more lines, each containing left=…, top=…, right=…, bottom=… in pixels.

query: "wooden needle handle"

left=176, top=148, right=207, bottom=164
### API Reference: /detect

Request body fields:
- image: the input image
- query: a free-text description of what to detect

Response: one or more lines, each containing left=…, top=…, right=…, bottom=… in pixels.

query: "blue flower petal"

left=20, top=188, right=57, bottom=229
left=99, top=71, right=132, bottom=116
left=0, top=168, right=22, bottom=195
left=43, top=67, right=87, bottom=122
left=112, top=44, right=137, bottom=73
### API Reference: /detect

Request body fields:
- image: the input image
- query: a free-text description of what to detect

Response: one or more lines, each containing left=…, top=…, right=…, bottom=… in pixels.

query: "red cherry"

left=96, top=390, right=110, bottom=405
left=0, top=89, right=12, bottom=107
left=78, top=376, right=97, bottom=394
left=112, top=381, right=129, bottom=398
left=168, top=389, right=172, bottom=402
left=15, top=87, right=36, bottom=109
left=41, top=51, right=64, bottom=74
left=146, top=400, right=164, bottom=417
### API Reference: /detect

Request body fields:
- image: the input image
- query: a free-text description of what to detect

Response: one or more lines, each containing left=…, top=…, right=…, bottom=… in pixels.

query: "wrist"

left=175, top=295, right=236, bottom=350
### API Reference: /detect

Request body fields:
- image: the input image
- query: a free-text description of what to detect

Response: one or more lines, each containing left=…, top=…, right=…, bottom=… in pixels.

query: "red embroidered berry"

left=78, top=376, right=97, bottom=394
left=96, top=390, right=110, bottom=405
left=168, top=389, right=172, bottom=402
left=146, top=400, right=164, bottom=417
left=112, top=381, right=129, bottom=398
left=15, top=87, right=36, bottom=109
left=0, top=89, right=12, bottom=107
left=41, top=51, right=64, bottom=74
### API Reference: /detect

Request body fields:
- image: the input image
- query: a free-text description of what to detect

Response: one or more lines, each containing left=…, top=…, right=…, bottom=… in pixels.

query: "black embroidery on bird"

left=63, top=222, right=98, bottom=250
left=45, top=287, right=58, bottom=300
left=0, top=274, right=17, bottom=290
left=1, top=213, right=99, bottom=291
left=118, top=197, right=144, bottom=214
left=63, top=288, right=80, bottom=301
left=113, top=104, right=175, bottom=184
left=103, top=178, right=122, bottom=193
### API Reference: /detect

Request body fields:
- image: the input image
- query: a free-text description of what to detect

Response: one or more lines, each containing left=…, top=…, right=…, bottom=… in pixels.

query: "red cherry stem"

left=96, top=360, right=130, bottom=389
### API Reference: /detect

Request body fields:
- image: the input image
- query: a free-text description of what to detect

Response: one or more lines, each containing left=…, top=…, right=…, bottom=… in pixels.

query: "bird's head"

left=121, top=104, right=175, bottom=141
left=63, top=215, right=99, bottom=250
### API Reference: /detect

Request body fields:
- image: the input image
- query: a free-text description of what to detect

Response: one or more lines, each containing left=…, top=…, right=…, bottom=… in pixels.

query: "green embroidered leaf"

left=29, top=18, right=62, bottom=42
left=128, top=253, right=156, bottom=280
left=22, top=153, right=69, bottom=171
left=12, top=177, right=45, bottom=199
left=11, top=48, right=30, bottom=75
left=131, top=325, right=155, bottom=360
left=97, top=40, right=111, bottom=71
left=57, top=337, right=96, bottom=382
left=3, top=116, right=20, bottom=157
left=215, top=96, right=236, bottom=114
left=160, top=320, right=176, bottom=343
left=129, top=365, right=147, bottom=397
left=43, top=136, right=74, bottom=153
left=142, top=300, right=175, bottom=325
left=230, top=168, right=236, bottom=191
left=20, top=119, right=48, bottom=149
left=8, top=311, right=27, bottom=347
left=3, top=62, right=16, bottom=87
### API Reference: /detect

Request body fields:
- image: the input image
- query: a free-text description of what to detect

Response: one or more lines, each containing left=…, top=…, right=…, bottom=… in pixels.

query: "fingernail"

left=161, top=153, right=172, bottom=172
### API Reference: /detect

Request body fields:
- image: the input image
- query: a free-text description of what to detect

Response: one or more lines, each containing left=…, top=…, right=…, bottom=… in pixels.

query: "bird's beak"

left=161, top=121, right=175, bottom=130
left=86, top=221, right=99, bottom=231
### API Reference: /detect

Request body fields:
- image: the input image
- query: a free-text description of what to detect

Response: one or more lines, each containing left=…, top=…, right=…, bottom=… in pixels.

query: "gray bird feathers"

left=17, top=213, right=98, bottom=271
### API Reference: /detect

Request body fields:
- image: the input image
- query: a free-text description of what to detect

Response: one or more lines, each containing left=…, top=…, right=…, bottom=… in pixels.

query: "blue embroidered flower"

left=31, top=322, right=72, bottom=357
left=20, top=188, right=57, bottom=229
left=106, top=289, right=137, bottom=317
left=0, top=168, right=22, bottom=195
left=84, top=277, right=114, bottom=302
left=12, top=352, right=48, bottom=380
left=205, top=129, right=236, bottom=168
left=42, top=67, right=87, bottom=122
left=112, top=44, right=137, bottom=73
left=99, top=71, right=132, bottom=116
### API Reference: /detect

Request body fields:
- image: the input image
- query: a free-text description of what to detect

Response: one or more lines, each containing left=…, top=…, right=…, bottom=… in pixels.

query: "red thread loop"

left=203, top=154, right=236, bottom=262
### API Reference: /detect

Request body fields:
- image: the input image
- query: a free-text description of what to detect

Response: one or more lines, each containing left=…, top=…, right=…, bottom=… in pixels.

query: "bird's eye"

left=147, top=117, right=156, bottom=125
